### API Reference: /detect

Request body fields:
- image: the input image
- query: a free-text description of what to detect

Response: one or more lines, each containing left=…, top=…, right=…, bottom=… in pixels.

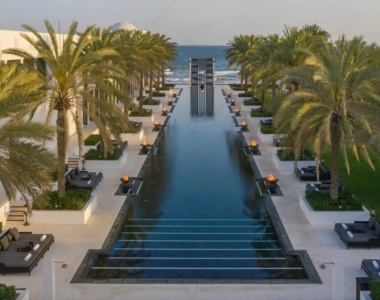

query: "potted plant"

left=0, top=284, right=17, bottom=300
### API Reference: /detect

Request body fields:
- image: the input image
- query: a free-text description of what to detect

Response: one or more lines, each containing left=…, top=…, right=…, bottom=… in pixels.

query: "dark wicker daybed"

left=66, top=167, right=103, bottom=191
left=334, top=218, right=380, bottom=249
left=0, top=228, right=55, bottom=275
left=362, top=259, right=380, bottom=281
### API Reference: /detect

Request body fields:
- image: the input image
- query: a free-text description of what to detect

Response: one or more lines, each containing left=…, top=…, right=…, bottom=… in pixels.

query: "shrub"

left=370, top=281, right=380, bottom=300
left=33, top=189, right=92, bottom=210
left=152, top=92, right=166, bottom=97
left=123, top=121, right=142, bottom=133
left=238, top=91, right=252, bottom=97
left=157, top=84, right=175, bottom=90
left=84, top=148, right=123, bottom=160
left=129, top=109, right=152, bottom=117
left=229, top=84, right=243, bottom=91
left=84, top=134, right=101, bottom=146
left=261, top=125, right=275, bottom=134
left=0, top=284, right=16, bottom=300
left=49, top=164, right=68, bottom=181
left=143, top=98, right=160, bottom=105
left=137, top=96, right=147, bottom=101
left=305, top=190, right=362, bottom=211
left=243, top=98, right=261, bottom=105
left=277, top=148, right=315, bottom=161
left=251, top=110, right=273, bottom=117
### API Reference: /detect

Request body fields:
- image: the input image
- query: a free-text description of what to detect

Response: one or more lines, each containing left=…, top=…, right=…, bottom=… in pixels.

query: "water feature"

left=85, top=86, right=308, bottom=281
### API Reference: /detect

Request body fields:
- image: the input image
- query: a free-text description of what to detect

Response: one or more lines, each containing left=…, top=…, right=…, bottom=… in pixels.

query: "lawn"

left=321, top=147, right=380, bottom=210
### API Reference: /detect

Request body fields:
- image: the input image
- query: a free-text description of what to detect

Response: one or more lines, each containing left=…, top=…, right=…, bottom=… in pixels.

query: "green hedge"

left=129, top=109, right=152, bottom=117
left=84, top=148, right=123, bottom=160
left=84, top=134, right=101, bottom=146
left=243, top=99, right=261, bottom=105
left=143, top=98, right=160, bottom=105
left=370, top=281, right=380, bottom=300
left=277, top=148, right=315, bottom=161
left=261, top=125, right=275, bottom=134
left=123, top=121, right=142, bottom=133
left=0, top=284, right=16, bottom=300
left=305, top=190, right=362, bottom=211
left=33, top=189, right=92, bottom=210
left=251, top=110, right=273, bottom=117
left=229, top=84, right=243, bottom=91
left=238, top=92, right=252, bottom=97
left=152, top=92, right=166, bottom=97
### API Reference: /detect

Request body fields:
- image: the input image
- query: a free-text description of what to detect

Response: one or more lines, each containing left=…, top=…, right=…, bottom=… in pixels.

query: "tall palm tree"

left=5, top=20, right=128, bottom=197
left=0, top=62, right=56, bottom=205
left=277, top=36, right=380, bottom=200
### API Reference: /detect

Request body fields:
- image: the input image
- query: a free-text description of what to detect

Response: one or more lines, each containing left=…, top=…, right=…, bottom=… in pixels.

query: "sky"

left=1, top=0, right=380, bottom=45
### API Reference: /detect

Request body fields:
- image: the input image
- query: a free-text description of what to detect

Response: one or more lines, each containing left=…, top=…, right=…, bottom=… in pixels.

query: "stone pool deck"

left=1, top=85, right=375, bottom=300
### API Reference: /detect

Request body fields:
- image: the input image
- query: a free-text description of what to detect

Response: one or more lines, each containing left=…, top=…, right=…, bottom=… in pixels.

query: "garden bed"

left=85, top=151, right=127, bottom=170
left=31, top=193, right=98, bottom=224
left=299, top=194, right=368, bottom=225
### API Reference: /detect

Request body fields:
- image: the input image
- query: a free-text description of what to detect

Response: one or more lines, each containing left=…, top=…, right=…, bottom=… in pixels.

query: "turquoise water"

left=88, top=86, right=306, bottom=280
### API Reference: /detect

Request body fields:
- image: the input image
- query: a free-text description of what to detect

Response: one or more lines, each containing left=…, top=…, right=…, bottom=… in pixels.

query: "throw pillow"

left=9, top=227, right=20, bottom=241
left=5, top=232, right=13, bottom=241
left=369, top=218, right=376, bottom=230
left=70, top=172, right=75, bottom=180
left=375, top=221, right=380, bottom=237
left=75, top=167, right=79, bottom=175
left=0, top=236, right=9, bottom=250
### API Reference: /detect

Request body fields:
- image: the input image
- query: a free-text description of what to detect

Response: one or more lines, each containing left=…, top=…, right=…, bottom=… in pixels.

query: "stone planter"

left=273, top=153, right=316, bottom=171
left=360, top=291, right=371, bottom=300
left=144, top=103, right=162, bottom=113
left=16, top=289, right=29, bottom=300
left=85, top=151, right=127, bottom=170
left=299, top=195, right=369, bottom=225
left=83, top=141, right=100, bottom=155
left=129, top=114, right=154, bottom=123
left=31, top=193, right=98, bottom=224
left=121, top=128, right=144, bottom=144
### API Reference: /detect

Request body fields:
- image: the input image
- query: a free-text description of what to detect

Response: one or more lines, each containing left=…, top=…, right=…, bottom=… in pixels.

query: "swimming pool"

left=83, top=86, right=312, bottom=282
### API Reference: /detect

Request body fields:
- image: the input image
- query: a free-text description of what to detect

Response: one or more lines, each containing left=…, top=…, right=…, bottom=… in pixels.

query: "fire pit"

left=167, top=99, right=173, bottom=106
left=231, top=99, right=236, bottom=106
left=234, top=108, right=241, bottom=116
left=240, top=121, right=248, bottom=131
left=162, top=108, right=168, bottom=116
left=226, top=91, right=232, bottom=98
left=120, top=175, right=130, bottom=183
left=266, top=174, right=279, bottom=186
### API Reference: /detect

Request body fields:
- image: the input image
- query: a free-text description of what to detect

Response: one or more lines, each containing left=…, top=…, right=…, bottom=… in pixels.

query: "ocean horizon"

left=166, top=45, right=240, bottom=85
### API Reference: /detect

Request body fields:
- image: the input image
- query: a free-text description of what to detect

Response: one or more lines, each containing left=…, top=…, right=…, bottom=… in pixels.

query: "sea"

left=165, top=45, right=240, bottom=85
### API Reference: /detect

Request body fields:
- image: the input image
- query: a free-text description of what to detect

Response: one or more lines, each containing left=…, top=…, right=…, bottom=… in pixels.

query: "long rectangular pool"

left=83, top=85, right=311, bottom=282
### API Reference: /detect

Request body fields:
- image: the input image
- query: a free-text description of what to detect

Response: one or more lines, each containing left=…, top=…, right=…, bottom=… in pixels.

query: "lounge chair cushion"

left=5, top=233, right=13, bottom=242
left=376, top=221, right=380, bottom=237
left=9, top=228, right=20, bottom=241
left=0, top=236, right=10, bottom=250
left=369, top=218, right=376, bottom=229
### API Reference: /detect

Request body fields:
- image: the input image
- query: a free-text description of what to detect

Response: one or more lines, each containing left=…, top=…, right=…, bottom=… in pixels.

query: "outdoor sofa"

left=361, top=259, right=380, bottom=281
left=305, top=181, right=346, bottom=194
left=294, top=165, right=331, bottom=181
left=65, top=167, right=103, bottom=191
left=0, top=227, right=55, bottom=275
left=334, top=218, right=380, bottom=249
left=260, top=118, right=273, bottom=125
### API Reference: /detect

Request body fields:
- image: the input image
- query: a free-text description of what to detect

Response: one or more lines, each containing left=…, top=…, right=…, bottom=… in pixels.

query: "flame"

left=241, top=121, right=247, bottom=126
left=234, top=108, right=240, bottom=113
left=267, top=174, right=277, bottom=182
left=154, top=121, right=160, bottom=126
left=231, top=99, right=235, bottom=103
left=162, top=108, right=167, bottom=112
left=251, top=140, right=257, bottom=147
left=122, top=176, right=129, bottom=182
left=141, top=140, right=148, bottom=147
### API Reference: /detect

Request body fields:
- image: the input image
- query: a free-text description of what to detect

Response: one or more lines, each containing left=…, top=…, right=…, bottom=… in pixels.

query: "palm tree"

left=277, top=36, right=380, bottom=200
left=0, top=62, right=56, bottom=207
left=5, top=20, right=128, bottom=197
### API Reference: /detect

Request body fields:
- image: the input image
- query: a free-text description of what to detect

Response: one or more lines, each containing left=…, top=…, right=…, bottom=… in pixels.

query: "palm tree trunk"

left=330, top=116, right=341, bottom=200
left=56, top=109, right=67, bottom=198
left=260, top=87, right=267, bottom=111
left=138, top=71, right=144, bottom=114
left=271, top=80, right=278, bottom=115
left=149, top=71, right=153, bottom=101
left=161, top=67, right=165, bottom=86
left=250, top=82, right=255, bottom=101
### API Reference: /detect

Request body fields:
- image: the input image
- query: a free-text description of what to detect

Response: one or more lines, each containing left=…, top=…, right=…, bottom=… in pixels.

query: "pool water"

left=88, top=85, right=306, bottom=281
